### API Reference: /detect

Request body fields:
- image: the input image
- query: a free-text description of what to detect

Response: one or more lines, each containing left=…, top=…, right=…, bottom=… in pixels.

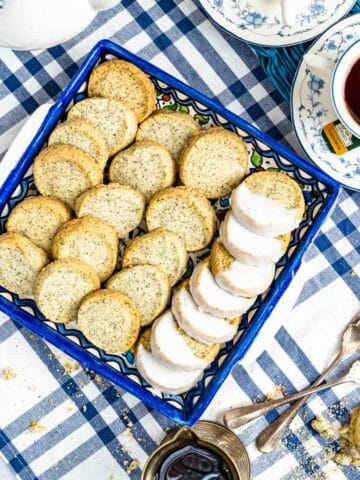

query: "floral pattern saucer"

left=292, top=14, right=360, bottom=191
left=199, top=0, right=355, bottom=47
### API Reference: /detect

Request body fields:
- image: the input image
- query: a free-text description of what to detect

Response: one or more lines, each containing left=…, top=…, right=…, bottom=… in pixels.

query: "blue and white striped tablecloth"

left=0, top=2, right=359, bottom=479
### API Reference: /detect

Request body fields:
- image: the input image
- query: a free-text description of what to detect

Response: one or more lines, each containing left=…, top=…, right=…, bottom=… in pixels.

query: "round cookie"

left=151, top=310, right=220, bottom=371
left=146, top=186, right=216, bottom=251
left=189, top=260, right=255, bottom=319
left=136, top=111, right=201, bottom=162
left=136, top=328, right=203, bottom=395
left=220, top=211, right=290, bottom=266
left=48, top=118, right=109, bottom=170
left=75, top=183, right=145, bottom=238
left=0, top=233, right=49, bottom=296
left=122, top=229, right=188, bottom=286
left=33, top=144, right=103, bottom=208
left=77, top=289, right=140, bottom=353
left=34, top=259, right=100, bottom=323
left=52, top=216, right=118, bottom=282
left=172, top=281, right=240, bottom=345
left=6, top=195, right=72, bottom=253
left=106, top=264, right=171, bottom=326
left=109, top=141, right=176, bottom=202
left=210, top=239, right=275, bottom=297
left=230, top=171, right=305, bottom=237
left=179, top=127, right=248, bottom=198
left=68, top=98, right=137, bottom=156
left=88, top=59, right=156, bottom=122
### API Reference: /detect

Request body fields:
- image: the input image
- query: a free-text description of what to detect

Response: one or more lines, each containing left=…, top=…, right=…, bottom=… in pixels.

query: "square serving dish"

left=0, top=39, right=340, bottom=426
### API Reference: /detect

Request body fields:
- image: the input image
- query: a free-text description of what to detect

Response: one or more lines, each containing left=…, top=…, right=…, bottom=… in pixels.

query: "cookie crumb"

left=2, top=367, right=16, bottom=380
left=311, top=415, right=336, bottom=439
left=127, top=460, right=139, bottom=473
left=28, top=420, right=46, bottom=433
left=63, top=361, right=80, bottom=375
left=334, top=452, right=353, bottom=466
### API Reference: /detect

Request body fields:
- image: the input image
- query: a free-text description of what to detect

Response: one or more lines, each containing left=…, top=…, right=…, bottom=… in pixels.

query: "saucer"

left=291, top=14, right=360, bottom=191
left=199, top=0, right=356, bottom=47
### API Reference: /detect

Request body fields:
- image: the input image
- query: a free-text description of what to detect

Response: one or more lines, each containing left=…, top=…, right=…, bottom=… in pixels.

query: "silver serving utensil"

left=256, top=313, right=360, bottom=452
left=224, top=358, right=360, bottom=430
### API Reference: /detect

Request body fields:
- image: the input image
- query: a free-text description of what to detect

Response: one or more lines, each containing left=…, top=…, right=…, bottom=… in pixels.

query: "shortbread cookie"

left=172, top=281, right=240, bottom=345
left=106, top=264, right=171, bottom=326
left=146, top=186, right=216, bottom=251
left=190, top=260, right=255, bottom=319
left=136, top=329, right=203, bottom=394
left=48, top=119, right=109, bottom=170
left=350, top=406, right=360, bottom=454
left=179, top=127, right=248, bottom=198
left=122, top=229, right=188, bottom=286
left=52, top=216, right=118, bottom=282
left=210, top=240, right=275, bottom=297
left=77, top=289, right=140, bottom=353
left=109, top=141, right=176, bottom=202
left=220, top=211, right=290, bottom=266
left=68, top=98, right=137, bottom=156
left=34, top=259, right=100, bottom=323
left=136, top=111, right=201, bottom=162
left=231, top=171, right=305, bottom=237
left=151, top=310, right=220, bottom=371
left=0, top=233, right=49, bottom=296
left=33, top=144, right=102, bottom=208
left=88, top=59, right=156, bottom=122
left=6, top=195, right=72, bottom=253
left=75, top=183, right=145, bottom=238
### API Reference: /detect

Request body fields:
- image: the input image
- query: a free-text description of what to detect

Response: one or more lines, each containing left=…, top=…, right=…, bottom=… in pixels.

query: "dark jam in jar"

left=345, top=58, right=360, bottom=124
left=155, top=444, right=233, bottom=480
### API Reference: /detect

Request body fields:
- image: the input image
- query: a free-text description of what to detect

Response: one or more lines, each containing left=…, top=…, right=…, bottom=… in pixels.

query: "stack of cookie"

left=0, top=57, right=306, bottom=396
left=136, top=171, right=305, bottom=395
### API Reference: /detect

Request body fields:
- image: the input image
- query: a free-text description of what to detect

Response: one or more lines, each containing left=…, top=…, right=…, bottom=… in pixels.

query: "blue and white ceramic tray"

left=0, top=40, right=340, bottom=426
left=199, top=0, right=356, bottom=47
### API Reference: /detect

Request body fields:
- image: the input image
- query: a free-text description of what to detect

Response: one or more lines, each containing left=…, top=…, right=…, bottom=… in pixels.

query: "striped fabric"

left=0, top=2, right=359, bottom=479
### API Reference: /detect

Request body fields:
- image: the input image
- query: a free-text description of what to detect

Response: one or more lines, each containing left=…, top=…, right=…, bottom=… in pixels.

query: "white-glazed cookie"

left=88, top=59, right=156, bottom=122
left=189, top=260, right=255, bottom=319
left=33, top=144, right=103, bottom=208
left=151, top=310, right=220, bottom=371
left=106, top=264, right=171, bottom=326
left=172, top=281, right=240, bottom=345
left=122, top=229, right=188, bottom=286
left=75, top=183, right=145, bottom=238
left=6, top=195, right=72, bottom=253
left=68, top=98, right=137, bottom=156
left=77, top=289, right=140, bottom=353
left=109, top=141, right=176, bottom=202
left=136, top=111, right=201, bottom=162
left=0, top=233, right=49, bottom=296
left=52, top=216, right=118, bottom=282
left=179, top=127, right=248, bottom=198
left=220, top=211, right=290, bottom=266
left=34, top=259, right=100, bottom=323
left=230, top=171, right=305, bottom=237
left=210, top=240, right=275, bottom=297
left=48, top=118, right=109, bottom=169
left=146, top=186, right=216, bottom=251
left=135, top=329, right=203, bottom=394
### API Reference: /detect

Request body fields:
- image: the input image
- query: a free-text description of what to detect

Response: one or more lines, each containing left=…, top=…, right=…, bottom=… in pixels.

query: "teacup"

left=304, top=40, right=360, bottom=138
left=0, top=0, right=118, bottom=51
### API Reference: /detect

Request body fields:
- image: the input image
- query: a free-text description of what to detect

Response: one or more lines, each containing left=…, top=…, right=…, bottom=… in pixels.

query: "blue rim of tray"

left=0, top=39, right=340, bottom=426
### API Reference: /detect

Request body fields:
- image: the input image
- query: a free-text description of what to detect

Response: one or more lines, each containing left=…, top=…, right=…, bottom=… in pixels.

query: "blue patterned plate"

left=199, top=0, right=356, bottom=47
left=292, top=14, right=360, bottom=191
left=0, top=40, right=339, bottom=426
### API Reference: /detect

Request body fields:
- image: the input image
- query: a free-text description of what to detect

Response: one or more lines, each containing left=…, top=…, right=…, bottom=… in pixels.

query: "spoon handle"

left=256, top=352, right=343, bottom=453
left=224, top=376, right=346, bottom=430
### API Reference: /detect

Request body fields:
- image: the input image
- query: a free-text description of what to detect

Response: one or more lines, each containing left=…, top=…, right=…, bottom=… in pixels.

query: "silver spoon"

left=256, top=313, right=360, bottom=452
left=224, top=358, right=360, bottom=430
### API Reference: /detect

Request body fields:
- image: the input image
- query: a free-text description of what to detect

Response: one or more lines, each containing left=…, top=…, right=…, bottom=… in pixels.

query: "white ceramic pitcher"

left=0, top=0, right=119, bottom=50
